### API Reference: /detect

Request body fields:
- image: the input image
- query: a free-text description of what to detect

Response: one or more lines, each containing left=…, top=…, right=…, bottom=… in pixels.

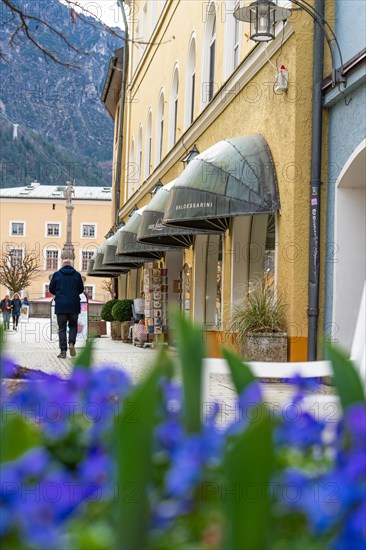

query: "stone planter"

left=88, top=320, right=107, bottom=337
left=241, top=332, right=288, bottom=362
left=111, top=321, right=122, bottom=340
left=121, top=321, right=134, bottom=342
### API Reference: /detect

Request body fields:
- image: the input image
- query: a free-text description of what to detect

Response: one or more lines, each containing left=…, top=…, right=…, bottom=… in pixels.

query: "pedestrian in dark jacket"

left=0, top=294, right=12, bottom=330
left=49, top=259, right=84, bottom=358
left=11, top=293, right=22, bottom=331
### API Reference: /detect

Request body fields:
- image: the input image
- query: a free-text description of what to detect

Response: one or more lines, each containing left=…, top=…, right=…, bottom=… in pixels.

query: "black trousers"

left=56, top=313, right=79, bottom=351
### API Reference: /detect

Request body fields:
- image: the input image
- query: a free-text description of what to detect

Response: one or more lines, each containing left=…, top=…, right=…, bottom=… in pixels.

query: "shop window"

left=205, top=234, right=223, bottom=329
left=180, top=263, right=192, bottom=317
left=249, top=214, right=276, bottom=287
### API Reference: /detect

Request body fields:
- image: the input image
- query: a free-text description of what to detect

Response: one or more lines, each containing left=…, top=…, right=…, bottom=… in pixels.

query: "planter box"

left=121, top=321, right=134, bottom=342
left=111, top=321, right=122, bottom=340
left=88, top=320, right=107, bottom=337
left=242, top=332, right=288, bottom=362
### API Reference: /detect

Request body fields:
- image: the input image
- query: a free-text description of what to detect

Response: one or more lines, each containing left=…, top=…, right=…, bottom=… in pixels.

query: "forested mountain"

left=0, top=0, right=122, bottom=187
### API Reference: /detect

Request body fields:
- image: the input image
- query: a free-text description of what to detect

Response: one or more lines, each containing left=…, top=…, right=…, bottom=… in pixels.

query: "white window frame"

left=168, top=65, right=179, bottom=148
left=184, top=34, right=196, bottom=130
left=223, top=0, right=243, bottom=80
left=43, top=283, right=50, bottom=297
left=8, top=246, right=24, bottom=267
left=80, top=223, right=97, bottom=239
left=144, top=109, right=153, bottom=178
left=80, top=249, right=95, bottom=272
left=201, top=2, right=217, bottom=107
left=9, top=220, right=26, bottom=237
left=45, top=222, right=62, bottom=238
left=155, top=89, right=165, bottom=164
left=137, top=124, right=143, bottom=186
left=127, top=137, right=136, bottom=198
left=83, top=284, right=95, bottom=300
left=44, top=248, right=60, bottom=271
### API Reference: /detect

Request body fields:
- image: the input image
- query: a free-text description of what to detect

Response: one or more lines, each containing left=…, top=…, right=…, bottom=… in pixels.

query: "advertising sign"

left=50, top=294, right=88, bottom=341
left=19, top=304, right=30, bottom=322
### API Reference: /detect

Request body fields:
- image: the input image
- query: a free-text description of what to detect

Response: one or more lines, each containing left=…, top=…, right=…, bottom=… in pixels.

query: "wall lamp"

left=181, top=145, right=200, bottom=167
left=128, top=205, right=138, bottom=217
left=150, top=180, right=164, bottom=196
left=104, top=228, right=115, bottom=239
left=234, top=0, right=346, bottom=87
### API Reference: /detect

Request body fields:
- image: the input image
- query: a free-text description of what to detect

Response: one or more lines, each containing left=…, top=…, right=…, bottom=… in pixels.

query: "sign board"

left=50, top=294, right=88, bottom=341
left=19, top=304, right=30, bottom=322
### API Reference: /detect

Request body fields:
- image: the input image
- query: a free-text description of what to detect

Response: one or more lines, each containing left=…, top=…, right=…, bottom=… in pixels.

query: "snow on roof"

left=0, top=184, right=112, bottom=201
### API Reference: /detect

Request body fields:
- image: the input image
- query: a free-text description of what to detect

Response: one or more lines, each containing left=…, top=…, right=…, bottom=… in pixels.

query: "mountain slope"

left=0, top=0, right=122, bottom=187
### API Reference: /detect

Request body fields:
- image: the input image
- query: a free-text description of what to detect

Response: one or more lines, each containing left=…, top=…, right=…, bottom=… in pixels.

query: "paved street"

left=1, top=318, right=338, bottom=424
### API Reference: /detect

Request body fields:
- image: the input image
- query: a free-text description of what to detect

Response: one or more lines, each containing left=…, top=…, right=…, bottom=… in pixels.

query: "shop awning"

left=103, top=233, right=144, bottom=268
left=137, top=180, right=208, bottom=247
left=163, top=135, right=280, bottom=231
left=117, top=208, right=171, bottom=258
left=87, top=259, right=127, bottom=278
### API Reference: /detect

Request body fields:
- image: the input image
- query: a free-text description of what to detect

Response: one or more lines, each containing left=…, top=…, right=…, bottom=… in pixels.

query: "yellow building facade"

left=101, top=0, right=331, bottom=359
left=0, top=183, right=112, bottom=302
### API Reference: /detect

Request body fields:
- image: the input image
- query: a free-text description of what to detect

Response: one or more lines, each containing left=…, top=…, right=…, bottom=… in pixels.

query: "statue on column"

left=61, top=180, right=76, bottom=262
left=64, top=180, right=75, bottom=205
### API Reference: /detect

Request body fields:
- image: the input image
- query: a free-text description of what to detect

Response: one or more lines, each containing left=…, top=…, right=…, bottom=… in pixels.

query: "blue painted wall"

left=323, top=6, right=366, bottom=339
left=334, top=0, right=366, bottom=64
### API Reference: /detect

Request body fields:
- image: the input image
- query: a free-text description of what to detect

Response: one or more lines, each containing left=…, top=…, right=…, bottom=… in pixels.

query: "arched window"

left=127, top=138, right=135, bottom=197
left=223, top=0, right=243, bottom=79
left=202, top=3, right=217, bottom=105
left=156, top=90, right=165, bottom=163
left=184, top=35, right=196, bottom=129
left=137, top=125, right=143, bottom=186
left=144, top=109, right=152, bottom=178
left=169, top=66, right=179, bottom=148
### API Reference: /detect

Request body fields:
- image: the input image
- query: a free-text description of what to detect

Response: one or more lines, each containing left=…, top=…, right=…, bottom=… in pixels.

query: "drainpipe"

left=307, top=0, right=325, bottom=360
left=115, top=0, right=129, bottom=228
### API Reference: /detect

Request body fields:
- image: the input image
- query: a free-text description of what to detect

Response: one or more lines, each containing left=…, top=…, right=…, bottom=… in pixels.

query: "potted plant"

left=111, top=299, right=134, bottom=342
left=88, top=315, right=107, bottom=337
left=229, top=278, right=288, bottom=362
left=100, top=299, right=119, bottom=339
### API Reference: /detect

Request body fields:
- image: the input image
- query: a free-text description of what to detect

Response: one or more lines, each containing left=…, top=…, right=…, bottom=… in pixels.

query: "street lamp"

left=234, top=0, right=345, bottom=87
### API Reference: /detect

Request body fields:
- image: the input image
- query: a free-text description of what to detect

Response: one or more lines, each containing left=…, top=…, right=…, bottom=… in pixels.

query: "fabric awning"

left=137, top=180, right=207, bottom=247
left=87, top=259, right=127, bottom=278
left=163, top=135, right=280, bottom=231
left=103, top=233, right=143, bottom=267
left=117, top=208, right=171, bottom=258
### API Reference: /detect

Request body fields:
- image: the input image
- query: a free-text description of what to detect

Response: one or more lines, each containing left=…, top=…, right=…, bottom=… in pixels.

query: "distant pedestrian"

left=0, top=294, right=12, bottom=330
left=49, top=259, right=84, bottom=359
left=11, top=293, right=22, bottom=331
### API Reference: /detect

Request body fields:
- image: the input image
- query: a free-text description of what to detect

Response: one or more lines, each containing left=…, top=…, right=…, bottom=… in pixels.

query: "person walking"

left=0, top=294, right=12, bottom=330
left=11, top=293, right=22, bottom=331
left=49, top=259, right=84, bottom=359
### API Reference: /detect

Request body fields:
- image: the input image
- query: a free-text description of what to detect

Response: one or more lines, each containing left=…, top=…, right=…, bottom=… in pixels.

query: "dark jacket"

left=11, top=298, right=22, bottom=316
left=0, top=298, right=12, bottom=313
left=49, top=265, right=84, bottom=314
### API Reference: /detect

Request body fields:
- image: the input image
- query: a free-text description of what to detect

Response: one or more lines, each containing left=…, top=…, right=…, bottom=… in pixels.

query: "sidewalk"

left=1, top=318, right=338, bottom=422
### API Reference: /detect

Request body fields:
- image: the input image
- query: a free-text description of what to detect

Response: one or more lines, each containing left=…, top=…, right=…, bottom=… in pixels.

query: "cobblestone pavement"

left=1, top=318, right=339, bottom=423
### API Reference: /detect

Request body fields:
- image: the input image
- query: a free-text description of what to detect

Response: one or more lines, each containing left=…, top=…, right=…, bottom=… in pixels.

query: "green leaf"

left=223, top=406, right=273, bottom=550
left=73, top=337, right=94, bottom=369
left=172, top=310, right=204, bottom=434
left=0, top=413, right=41, bottom=463
left=222, top=347, right=256, bottom=396
left=114, top=354, right=165, bottom=550
left=326, top=345, right=365, bottom=410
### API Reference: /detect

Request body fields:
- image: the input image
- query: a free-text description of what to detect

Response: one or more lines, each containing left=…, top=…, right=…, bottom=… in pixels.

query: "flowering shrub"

left=0, top=316, right=365, bottom=550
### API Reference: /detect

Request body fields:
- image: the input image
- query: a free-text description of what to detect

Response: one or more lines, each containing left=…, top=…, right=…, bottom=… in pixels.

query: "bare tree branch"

left=1, top=0, right=124, bottom=67
left=0, top=250, right=41, bottom=294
